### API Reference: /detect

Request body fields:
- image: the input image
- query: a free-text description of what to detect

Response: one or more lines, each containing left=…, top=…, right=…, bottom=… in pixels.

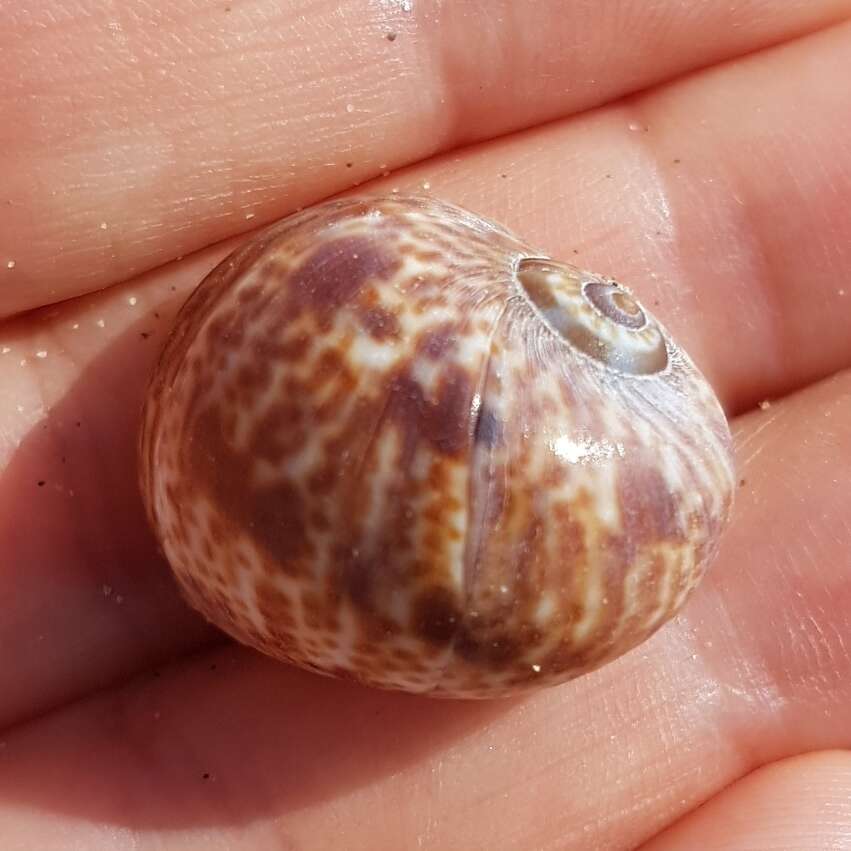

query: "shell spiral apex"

left=140, top=195, right=735, bottom=699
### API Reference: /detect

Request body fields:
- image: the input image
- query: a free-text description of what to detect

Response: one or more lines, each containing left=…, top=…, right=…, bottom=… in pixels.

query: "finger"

left=642, top=751, right=851, bottom=850
left=3, top=0, right=850, bottom=314
left=0, top=366, right=849, bottom=849
left=3, top=20, right=851, bottom=729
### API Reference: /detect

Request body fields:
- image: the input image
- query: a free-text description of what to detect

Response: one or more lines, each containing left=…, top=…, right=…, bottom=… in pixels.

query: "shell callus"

left=140, top=195, right=735, bottom=698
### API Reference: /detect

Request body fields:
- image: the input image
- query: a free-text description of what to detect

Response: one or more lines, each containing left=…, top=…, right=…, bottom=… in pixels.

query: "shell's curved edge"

left=139, top=194, right=735, bottom=699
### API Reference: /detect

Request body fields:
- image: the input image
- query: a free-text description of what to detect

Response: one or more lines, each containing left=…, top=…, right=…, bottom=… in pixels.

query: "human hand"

left=1, top=2, right=851, bottom=848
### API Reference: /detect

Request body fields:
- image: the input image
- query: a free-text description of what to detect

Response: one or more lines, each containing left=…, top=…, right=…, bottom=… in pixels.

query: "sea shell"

left=139, top=195, right=735, bottom=698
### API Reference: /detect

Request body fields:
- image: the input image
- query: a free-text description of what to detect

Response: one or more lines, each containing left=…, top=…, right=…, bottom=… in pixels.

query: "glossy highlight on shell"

left=139, top=195, right=735, bottom=699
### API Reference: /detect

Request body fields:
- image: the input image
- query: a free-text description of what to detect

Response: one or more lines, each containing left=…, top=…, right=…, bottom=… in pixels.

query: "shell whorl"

left=140, top=195, right=735, bottom=698
left=516, top=259, right=669, bottom=375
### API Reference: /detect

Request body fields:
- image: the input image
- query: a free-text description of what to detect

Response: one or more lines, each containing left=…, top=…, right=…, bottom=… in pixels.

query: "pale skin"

left=1, top=1, right=851, bottom=848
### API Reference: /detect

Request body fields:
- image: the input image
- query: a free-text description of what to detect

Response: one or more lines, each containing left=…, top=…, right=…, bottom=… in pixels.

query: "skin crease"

left=644, top=752, right=851, bottom=849
left=0, top=1, right=850, bottom=848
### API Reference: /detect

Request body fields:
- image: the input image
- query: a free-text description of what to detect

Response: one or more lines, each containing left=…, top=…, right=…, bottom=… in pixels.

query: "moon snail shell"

left=139, top=195, right=735, bottom=699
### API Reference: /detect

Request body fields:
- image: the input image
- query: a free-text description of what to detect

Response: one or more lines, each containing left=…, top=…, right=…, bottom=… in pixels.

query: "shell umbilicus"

left=139, top=195, right=735, bottom=698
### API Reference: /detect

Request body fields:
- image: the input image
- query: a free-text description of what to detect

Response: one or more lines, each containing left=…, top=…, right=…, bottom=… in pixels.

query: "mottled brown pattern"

left=140, top=195, right=736, bottom=698
left=287, top=235, right=400, bottom=319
